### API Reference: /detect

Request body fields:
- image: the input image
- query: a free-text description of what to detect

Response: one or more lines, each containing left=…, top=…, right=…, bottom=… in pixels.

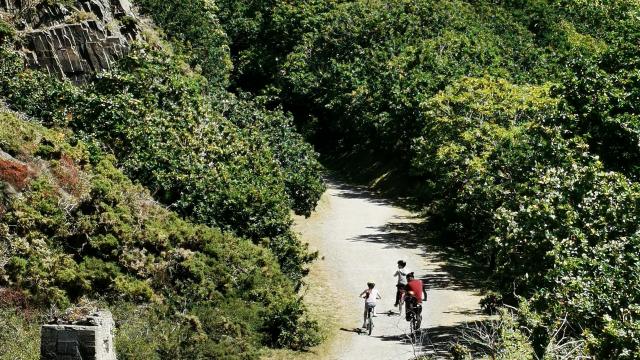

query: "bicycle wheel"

left=408, top=309, right=421, bottom=333
left=409, top=314, right=416, bottom=333
left=414, top=313, right=422, bottom=330
left=367, top=316, right=373, bottom=335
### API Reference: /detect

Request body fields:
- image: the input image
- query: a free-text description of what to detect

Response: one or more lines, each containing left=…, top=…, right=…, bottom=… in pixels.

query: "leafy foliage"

left=0, top=0, right=328, bottom=351
left=223, top=94, right=325, bottom=216
left=0, top=304, right=39, bottom=360
left=411, top=77, right=640, bottom=357
left=4, top=0, right=640, bottom=356
left=213, top=0, right=640, bottom=356
left=0, top=42, right=324, bottom=284
left=134, top=0, right=232, bottom=86
left=0, top=110, right=321, bottom=356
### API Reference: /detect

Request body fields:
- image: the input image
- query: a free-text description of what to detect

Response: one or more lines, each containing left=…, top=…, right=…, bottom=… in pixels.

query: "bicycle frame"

left=404, top=296, right=422, bottom=332
left=366, top=305, right=374, bottom=335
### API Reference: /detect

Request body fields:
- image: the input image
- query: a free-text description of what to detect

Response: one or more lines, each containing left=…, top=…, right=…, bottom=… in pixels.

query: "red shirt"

left=406, top=279, right=425, bottom=303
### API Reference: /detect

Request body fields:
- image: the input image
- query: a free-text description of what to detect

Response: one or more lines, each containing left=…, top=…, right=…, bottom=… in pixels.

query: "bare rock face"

left=1, top=0, right=139, bottom=83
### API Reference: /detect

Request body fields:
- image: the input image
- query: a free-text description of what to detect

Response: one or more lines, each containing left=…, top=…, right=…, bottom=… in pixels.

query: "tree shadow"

left=339, top=327, right=366, bottom=335
left=364, top=320, right=495, bottom=359
left=329, top=178, right=394, bottom=206
left=326, top=175, right=418, bottom=209
left=324, top=174, right=493, bottom=290
left=350, top=219, right=425, bottom=250
left=322, top=175, right=497, bottom=357
left=422, top=243, right=491, bottom=290
left=417, top=323, right=471, bottom=358
left=348, top=217, right=489, bottom=290
left=418, top=320, right=500, bottom=359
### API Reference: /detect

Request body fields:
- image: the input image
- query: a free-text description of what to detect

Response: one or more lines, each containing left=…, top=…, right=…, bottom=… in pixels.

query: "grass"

left=262, top=236, right=344, bottom=360
left=0, top=307, right=41, bottom=360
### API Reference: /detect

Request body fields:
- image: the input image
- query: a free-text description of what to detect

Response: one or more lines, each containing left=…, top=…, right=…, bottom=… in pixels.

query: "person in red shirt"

left=404, top=272, right=427, bottom=322
left=405, top=272, right=427, bottom=304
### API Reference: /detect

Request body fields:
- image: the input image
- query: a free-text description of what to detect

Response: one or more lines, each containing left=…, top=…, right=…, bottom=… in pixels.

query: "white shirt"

left=365, top=288, right=380, bottom=304
left=395, top=268, right=410, bottom=285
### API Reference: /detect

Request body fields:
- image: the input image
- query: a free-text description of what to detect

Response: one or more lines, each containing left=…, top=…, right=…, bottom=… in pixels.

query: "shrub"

left=51, top=154, right=83, bottom=196
left=0, top=20, right=15, bottom=45
left=211, top=0, right=640, bottom=356
left=134, top=0, right=232, bottom=85
left=0, top=110, right=322, bottom=355
left=66, top=10, right=97, bottom=23
left=1, top=42, right=324, bottom=283
left=0, top=158, right=32, bottom=190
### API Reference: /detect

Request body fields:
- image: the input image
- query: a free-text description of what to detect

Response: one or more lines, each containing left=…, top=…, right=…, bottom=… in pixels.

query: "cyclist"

left=359, top=281, right=382, bottom=328
left=393, top=260, right=409, bottom=307
left=404, top=272, right=427, bottom=322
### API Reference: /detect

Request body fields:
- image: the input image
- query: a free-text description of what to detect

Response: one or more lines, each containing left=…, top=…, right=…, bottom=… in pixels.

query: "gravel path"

left=291, top=179, right=486, bottom=360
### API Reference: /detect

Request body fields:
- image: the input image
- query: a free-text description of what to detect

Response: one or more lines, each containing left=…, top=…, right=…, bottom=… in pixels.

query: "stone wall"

left=1, top=0, right=139, bottom=82
left=41, top=311, right=117, bottom=360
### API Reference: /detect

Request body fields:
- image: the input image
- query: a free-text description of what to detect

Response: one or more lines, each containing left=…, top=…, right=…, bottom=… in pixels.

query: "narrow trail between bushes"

left=284, top=178, right=486, bottom=359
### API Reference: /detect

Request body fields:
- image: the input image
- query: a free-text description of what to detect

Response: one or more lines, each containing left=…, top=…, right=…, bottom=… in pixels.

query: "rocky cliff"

left=0, top=0, right=139, bottom=82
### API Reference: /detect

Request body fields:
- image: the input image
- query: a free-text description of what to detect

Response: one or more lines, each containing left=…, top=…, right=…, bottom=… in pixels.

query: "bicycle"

left=405, top=296, right=422, bottom=334
left=408, top=305, right=422, bottom=333
left=397, top=286, right=406, bottom=316
left=365, top=304, right=375, bottom=335
left=359, top=282, right=381, bottom=335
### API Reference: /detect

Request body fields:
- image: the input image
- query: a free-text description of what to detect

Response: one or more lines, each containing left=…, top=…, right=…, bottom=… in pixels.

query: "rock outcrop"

left=0, top=0, right=139, bottom=82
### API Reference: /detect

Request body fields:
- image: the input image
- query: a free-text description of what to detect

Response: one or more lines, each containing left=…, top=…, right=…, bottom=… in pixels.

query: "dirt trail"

left=290, top=179, right=486, bottom=360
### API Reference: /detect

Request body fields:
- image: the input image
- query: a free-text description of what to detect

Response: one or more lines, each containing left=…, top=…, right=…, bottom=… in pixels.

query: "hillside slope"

left=0, top=108, right=321, bottom=358
left=0, top=0, right=326, bottom=358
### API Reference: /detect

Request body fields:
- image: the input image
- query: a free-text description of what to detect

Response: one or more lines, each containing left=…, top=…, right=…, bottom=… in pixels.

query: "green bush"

left=134, top=0, right=232, bottom=85
left=221, top=0, right=554, bottom=153
left=0, top=110, right=321, bottom=356
left=211, top=0, right=640, bottom=356
left=0, top=308, right=40, bottom=360
left=0, top=20, right=15, bottom=45
left=223, top=94, right=326, bottom=217
left=0, top=42, right=324, bottom=284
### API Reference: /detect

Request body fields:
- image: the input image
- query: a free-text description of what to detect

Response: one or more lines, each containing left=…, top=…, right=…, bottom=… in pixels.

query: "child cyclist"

left=393, top=260, right=409, bottom=306
left=359, top=281, right=382, bottom=328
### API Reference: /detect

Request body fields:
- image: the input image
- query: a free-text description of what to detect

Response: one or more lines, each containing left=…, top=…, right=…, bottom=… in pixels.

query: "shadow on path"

left=367, top=320, right=497, bottom=359
left=319, top=176, right=492, bottom=358
left=419, top=320, right=499, bottom=359
left=351, top=219, right=425, bottom=249
left=349, top=218, right=489, bottom=290
left=340, top=327, right=366, bottom=335
left=329, top=177, right=416, bottom=209
left=331, top=172, right=490, bottom=293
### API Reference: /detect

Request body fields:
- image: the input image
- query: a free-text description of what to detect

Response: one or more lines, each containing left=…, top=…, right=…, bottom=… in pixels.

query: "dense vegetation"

left=212, top=0, right=640, bottom=357
left=4, top=0, right=640, bottom=358
left=0, top=110, right=320, bottom=358
left=0, top=1, right=324, bottom=358
left=1, top=40, right=326, bottom=283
